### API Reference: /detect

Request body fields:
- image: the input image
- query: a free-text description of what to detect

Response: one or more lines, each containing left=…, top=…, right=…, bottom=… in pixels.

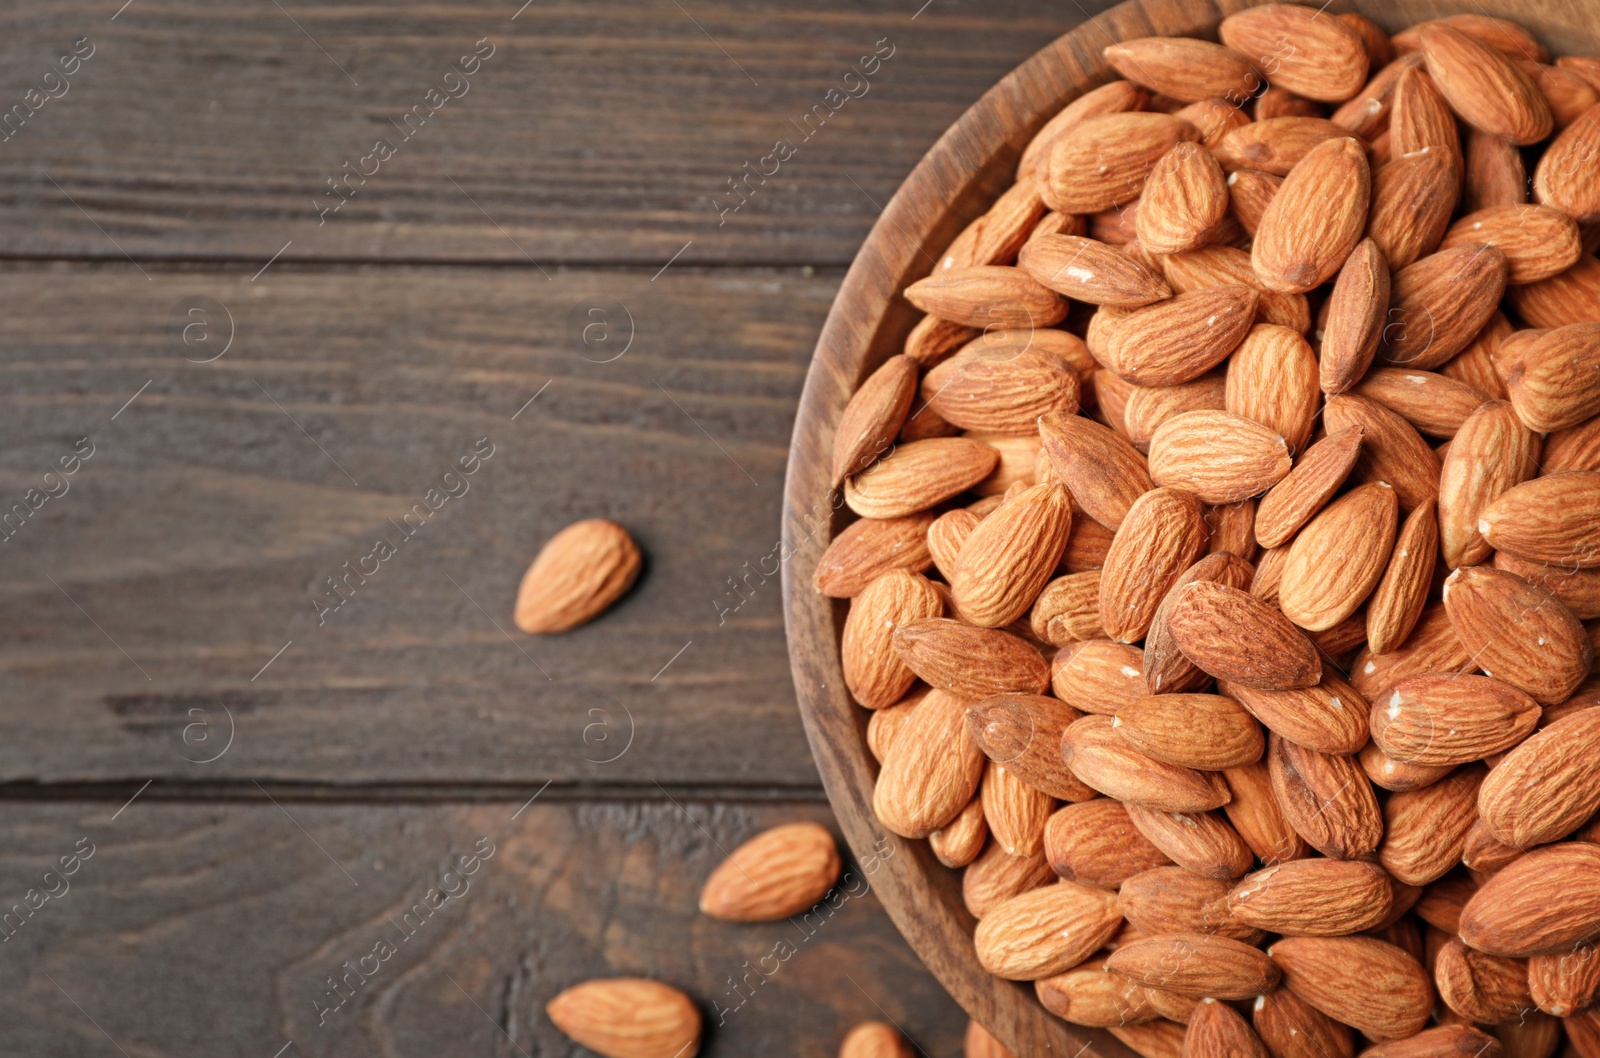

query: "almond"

left=1391, top=66, right=1464, bottom=176
left=1061, top=713, right=1230, bottom=813
left=1044, top=798, right=1171, bottom=887
left=1437, top=399, right=1539, bottom=568
left=963, top=1020, right=1018, bottom=1058
left=1434, top=937, right=1534, bottom=1024
left=1441, top=204, right=1583, bottom=285
left=1529, top=944, right=1600, bottom=1017
left=1364, top=150, right=1460, bottom=280
left=1464, top=127, right=1530, bottom=212
left=842, top=571, right=944, bottom=709
left=1019, top=80, right=1150, bottom=184
left=1378, top=763, right=1487, bottom=886
left=1136, top=141, right=1229, bottom=254
left=1223, top=760, right=1308, bottom=866
left=1395, top=14, right=1548, bottom=62
left=922, top=345, right=1081, bottom=435
left=1219, top=5, right=1369, bottom=102
left=903, top=265, right=1068, bottom=329
left=1166, top=581, right=1321, bottom=691
left=1123, top=374, right=1227, bottom=452
left=927, top=508, right=980, bottom=582
left=1419, top=23, right=1553, bottom=145
left=1253, top=137, right=1371, bottom=293
left=904, top=314, right=980, bottom=368
left=1504, top=322, right=1600, bottom=432
left=838, top=1022, right=914, bottom=1058
left=1268, top=936, right=1433, bottom=1040
left=546, top=978, right=702, bottom=1058
left=1267, top=734, right=1383, bottom=860
left=1103, top=37, right=1261, bottom=104
left=892, top=618, right=1050, bottom=700
left=872, top=689, right=985, bottom=838
left=1441, top=310, right=1515, bottom=401
left=963, top=842, right=1054, bottom=919
left=1356, top=1025, right=1502, bottom=1058
left=935, top=179, right=1048, bottom=274
left=1109, top=1021, right=1189, bottom=1057
left=1371, top=673, right=1541, bottom=768
left=699, top=822, right=841, bottom=922
left=1495, top=551, right=1600, bottom=619
left=1035, top=958, right=1158, bottom=1028
left=1051, top=639, right=1149, bottom=714
left=1480, top=471, right=1600, bottom=568
left=1254, top=427, right=1364, bottom=549
left=1146, top=410, right=1291, bottom=505
left=1144, top=551, right=1256, bottom=695
left=834, top=356, right=918, bottom=484
left=1251, top=987, right=1354, bottom=1058
left=1184, top=997, right=1271, bottom=1058
left=1045, top=112, right=1202, bottom=214
left=1016, top=233, right=1172, bottom=307
left=1227, top=169, right=1282, bottom=234
left=1322, top=240, right=1393, bottom=394
left=981, top=759, right=1053, bottom=857
left=1225, top=324, right=1319, bottom=454
left=1107, top=933, right=1280, bottom=1000
left=812, top=508, right=934, bottom=595
left=1366, top=501, right=1439, bottom=655
left=1535, top=106, right=1600, bottom=223
left=1157, top=243, right=1310, bottom=333
left=1458, top=842, right=1600, bottom=957
left=1103, top=286, right=1260, bottom=387
left=950, top=482, right=1071, bottom=627
left=513, top=518, right=642, bottom=634
left=1226, top=859, right=1392, bottom=936
left=845, top=438, right=999, bottom=519
left=1123, top=805, right=1255, bottom=881
left=967, top=693, right=1094, bottom=803
left=1351, top=602, right=1474, bottom=699
left=972, top=881, right=1123, bottom=980
left=1038, top=409, right=1153, bottom=530
left=1443, top=565, right=1591, bottom=705
left=1119, top=866, right=1263, bottom=944
left=1508, top=255, right=1600, bottom=330
left=1333, top=53, right=1423, bottom=137
left=1351, top=369, right=1491, bottom=439
left=1382, top=246, right=1510, bottom=371
left=929, top=794, right=987, bottom=868
left=1544, top=414, right=1600, bottom=473
left=1278, top=482, right=1398, bottom=632
left=1323, top=394, right=1442, bottom=512
left=1113, top=693, right=1262, bottom=771
left=1028, top=571, right=1104, bottom=645
left=1477, top=707, right=1600, bottom=848
left=1099, top=488, right=1210, bottom=643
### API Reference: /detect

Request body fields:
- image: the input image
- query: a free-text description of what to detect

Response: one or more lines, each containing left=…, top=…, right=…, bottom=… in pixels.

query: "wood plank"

left=0, top=797, right=966, bottom=1056
left=0, top=0, right=1103, bottom=267
left=0, top=265, right=835, bottom=787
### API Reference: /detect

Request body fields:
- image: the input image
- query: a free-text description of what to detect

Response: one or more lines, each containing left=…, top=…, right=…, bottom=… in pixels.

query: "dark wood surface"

left=0, top=0, right=1124, bottom=1054
left=782, top=0, right=1599, bottom=1055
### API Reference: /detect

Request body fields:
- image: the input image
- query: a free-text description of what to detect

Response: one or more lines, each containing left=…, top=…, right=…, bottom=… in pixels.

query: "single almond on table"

left=699, top=822, right=841, bottom=922
left=514, top=518, right=642, bottom=633
left=838, top=1021, right=914, bottom=1058
left=546, top=978, right=701, bottom=1058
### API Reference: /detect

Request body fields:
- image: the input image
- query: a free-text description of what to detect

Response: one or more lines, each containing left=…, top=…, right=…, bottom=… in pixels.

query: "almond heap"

left=823, top=7, right=1600, bottom=1056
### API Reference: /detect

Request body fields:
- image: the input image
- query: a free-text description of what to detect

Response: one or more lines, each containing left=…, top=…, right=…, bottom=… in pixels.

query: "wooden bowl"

left=782, top=1, right=1595, bottom=1053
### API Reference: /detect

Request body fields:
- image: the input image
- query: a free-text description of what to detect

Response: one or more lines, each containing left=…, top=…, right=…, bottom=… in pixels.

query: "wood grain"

left=0, top=0, right=1092, bottom=267
left=0, top=265, right=829, bottom=787
left=781, top=0, right=1600, bottom=1054
left=0, top=797, right=964, bottom=1056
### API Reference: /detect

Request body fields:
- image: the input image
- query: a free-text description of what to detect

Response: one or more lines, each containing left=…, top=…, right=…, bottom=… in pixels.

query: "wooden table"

left=0, top=2, right=1107, bottom=1053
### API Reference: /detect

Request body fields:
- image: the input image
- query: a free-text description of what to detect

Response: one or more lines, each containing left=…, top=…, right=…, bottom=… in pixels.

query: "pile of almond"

left=822, top=5, right=1600, bottom=1056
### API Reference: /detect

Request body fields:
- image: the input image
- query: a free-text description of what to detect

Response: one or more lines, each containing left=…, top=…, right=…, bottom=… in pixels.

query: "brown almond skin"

left=1166, top=581, right=1320, bottom=691
left=1253, top=137, right=1371, bottom=293
left=1034, top=957, right=1158, bottom=1028
left=1480, top=471, right=1600, bottom=568
left=903, top=265, right=1067, bottom=329
left=1103, top=37, right=1262, bottom=104
left=1477, top=707, right=1600, bottom=848
left=1017, top=233, right=1172, bottom=307
left=1544, top=415, right=1600, bottom=473
left=1509, top=257, right=1600, bottom=331
left=1459, top=843, right=1600, bottom=958
left=1505, top=322, right=1600, bottom=433
left=1226, top=859, right=1392, bottom=937
left=1437, top=399, right=1540, bottom=568
left=1536, top=105, right=1600, bottom=223
left=1044, top=798, right=1171, bottom=887
left=1354, top=599, right=1473, bottom=692
left=1434, top=937, right=1534, bottom=1024
left=1147, top=409, right=1292, bottom=504
left=903, top=314, right=979, bottom=368
left=1224, top=323, right=1320, bottom=453
left=1045, top=112, right=1202, bottom=214
left=1352, top=369, right=1491, bottom=439
left=981, top=760, right=1053, bottom=857
left=1419, top=23, right=1553, bottom=145
left=892, top=618, right=1050, bottom=700
left=1137, top=141, right=1230, bottom=254
left=1061, top=714, right=1230, bottom=814
left=1466, top=127, right=1526, bottom=212
left=1441, top=204, right=1583, bottom=285
left=1357, top=1025, right=1503, bottom=1058
left=1118, top=865, right=1264, bottom=943
left=1107, top=933, right=1280, bottom=1000
left=922, top=345, right=1081, bottom=435
left=1223, top=760, right=1307, bottom=866
left=1225, top=669, right=1372, bottom=757
left=698, top=822, right=841, bottom=922
left=1254, top=427, right=1364, bottom=550
left=962, top=842, right=1054, bottom=919
left=928, top=794, right=986, bottom=868
left=1051, top=639, right=1148, bottom=715
left=1323, top=394, right=1441, bottom=513
left=1497, top=551, right=1600, bottom=620
left=845, top=438, right=999, bottom=519
left=513, top=519, right=642, bottom=634
left=872, top=689, right=984, bottom=839
left=972, top=881, right=1123, bottom=980
left=814, top=513, right=936, bottom=598
left=1370, top=675, right=1541, bottom=766
left=1124, top=375, right=1228, bottom=451
left=1184, top=997, right=1270, bottom=1058
left=1267, top=734, right=1382, bottom=859
left=1144, top=552, right=1256, bottom=695
left=1268, top=935, right=1433, bottom=1040
left=1104, top=286, right=1261, bottom=387
left=1252, top=986, right=1354, bottom=1058
left=1366, top=500, right=1438, bottom=655
left=951, top=482, right=1072, bottom=628
left=834, top=355, right=918, bottom=484
left=1114, top=693, right=1262, bottom=770
left=1321, top=239, right=1392, bottom=394
left=1378, top=763, right=1486, bottom=886
left=546, top=978, right=702, bottom=1058
left=842, top=571, right=945, bottom=709
left=1110, top=1021, right=1188, bottom=1057
left=1099, top=487, right=1210, bottom=643
left=1382, top=246, right=1510, bottom=372
left=1018, top=80, right=1149, bottom=183
left=1124, top=805, right=1254, bottom=881
left=1530, top=944, right=1600, bottom=1017
left=1038, top=410, right=1153, bottom=531
left=1219, top=5, right=1370, bottom=102
left=967, top=693, right=1093, bottom=803
left=1216, top=117, right=1351, bottom=176
left=1278, top=482, right=1398, bottom=633
left=1444, top=565, right=1591, bottom=705
left=1367, top=150, right=1460, bottom=273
